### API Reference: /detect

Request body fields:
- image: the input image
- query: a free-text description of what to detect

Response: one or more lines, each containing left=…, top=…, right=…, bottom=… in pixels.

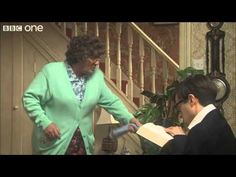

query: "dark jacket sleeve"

left=160, top=109, right=236, bottom=154
left=160, top=135, right=187, bottom=154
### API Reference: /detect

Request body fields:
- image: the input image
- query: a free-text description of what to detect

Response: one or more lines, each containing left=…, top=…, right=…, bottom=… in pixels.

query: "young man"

left=160, top=75, right=235, bottom=154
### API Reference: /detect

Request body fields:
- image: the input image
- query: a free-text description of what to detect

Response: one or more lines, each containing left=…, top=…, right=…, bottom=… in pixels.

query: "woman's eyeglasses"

left=87, top=58, right=101, bottom=65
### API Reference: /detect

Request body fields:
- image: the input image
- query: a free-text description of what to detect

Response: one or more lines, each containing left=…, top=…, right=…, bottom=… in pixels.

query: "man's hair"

left=175, top=74, right=217, bottom=106
left=65, top=34, right=105, bottom=65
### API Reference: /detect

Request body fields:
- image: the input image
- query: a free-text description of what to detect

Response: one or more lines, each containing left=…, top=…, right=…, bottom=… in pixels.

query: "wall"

left=189, top=22, right=236, bottom=135
left=136, top=22, right=179, bottom=92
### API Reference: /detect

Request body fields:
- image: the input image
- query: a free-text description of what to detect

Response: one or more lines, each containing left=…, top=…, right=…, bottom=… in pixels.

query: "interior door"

left=0, top=31, right=54, bottom=154
left=20, top=34, right=49, bottom=154
left=16, top=33, right=52, bottom=154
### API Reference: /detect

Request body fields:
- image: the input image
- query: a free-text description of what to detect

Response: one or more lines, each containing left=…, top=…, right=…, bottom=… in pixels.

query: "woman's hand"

left=44, top=123, right=61, bottom=140
left=128, top=118, right=142, bottom=132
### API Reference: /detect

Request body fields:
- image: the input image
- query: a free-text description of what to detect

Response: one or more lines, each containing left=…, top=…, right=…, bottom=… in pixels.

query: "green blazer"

left=22, top=62, right=133, bottom=155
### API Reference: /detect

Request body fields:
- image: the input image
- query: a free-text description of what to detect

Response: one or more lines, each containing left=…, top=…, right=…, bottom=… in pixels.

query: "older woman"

left=22, top=34, right=141, bottom=155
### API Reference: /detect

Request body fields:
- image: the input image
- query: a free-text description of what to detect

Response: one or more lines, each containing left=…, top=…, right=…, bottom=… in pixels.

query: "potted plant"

left=134, top=67, right=204, bottom=154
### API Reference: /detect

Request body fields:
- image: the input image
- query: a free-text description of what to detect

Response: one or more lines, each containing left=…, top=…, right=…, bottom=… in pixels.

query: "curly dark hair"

left=65, top=34, right=105, bottom=65
left=175, top=74, right=217, bottom=106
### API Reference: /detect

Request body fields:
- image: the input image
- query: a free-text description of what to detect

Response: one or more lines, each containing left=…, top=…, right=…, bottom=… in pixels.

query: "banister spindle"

left=84, top=22, right=88, bottom=34
left=105, top=23, right=111, bottom=79
left=116, top=23, right=122, bottom=90
left=127, top=26, right=134, bottom=100
left=151, top=49, right=156, bottom=94
left=139, top=37, right=145, bottom=106
left=95, top=22, right=99, bottom=37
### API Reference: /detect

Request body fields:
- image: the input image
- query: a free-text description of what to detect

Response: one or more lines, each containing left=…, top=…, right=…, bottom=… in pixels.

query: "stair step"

left=99, top=62, right=127, bottom=94
left=55, top=24, right=73, bottom=39
left=66, top=28, right=72, bottom=39
left=99, top=62, right=105, bottom=73
left=133, top=97, right=140, bottom=107
left=111, top=79, right=128, bottom=94
left=99, top=62, right=139, bottom=107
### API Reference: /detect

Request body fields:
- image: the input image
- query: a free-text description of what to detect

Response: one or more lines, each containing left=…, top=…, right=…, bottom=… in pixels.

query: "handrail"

left=129, top=22, right=179, bottom=69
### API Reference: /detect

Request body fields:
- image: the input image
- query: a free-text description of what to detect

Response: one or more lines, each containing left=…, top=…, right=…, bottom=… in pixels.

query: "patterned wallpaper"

left=191, top=22, right=236, bottom=135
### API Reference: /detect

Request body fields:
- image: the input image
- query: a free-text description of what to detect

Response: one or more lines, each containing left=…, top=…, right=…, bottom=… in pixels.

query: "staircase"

left=55, top=22, right=179, bottom=103
left=54, top=22, right=180, bottom=154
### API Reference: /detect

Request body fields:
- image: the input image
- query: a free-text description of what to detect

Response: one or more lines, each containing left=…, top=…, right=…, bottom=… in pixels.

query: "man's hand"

left=44, top=123, right=61, bottom=140
left=165, top=126, right=185, bottom=136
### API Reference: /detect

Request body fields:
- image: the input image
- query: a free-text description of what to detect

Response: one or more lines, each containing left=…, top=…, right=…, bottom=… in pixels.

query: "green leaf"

left=177, top=67, right=204, bottom=81
left=141, top=90, right=155, bottom=98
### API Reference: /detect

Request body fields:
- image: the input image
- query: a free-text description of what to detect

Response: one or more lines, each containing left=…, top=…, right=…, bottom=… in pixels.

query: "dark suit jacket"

left=160, top=109, right=236, bottom=154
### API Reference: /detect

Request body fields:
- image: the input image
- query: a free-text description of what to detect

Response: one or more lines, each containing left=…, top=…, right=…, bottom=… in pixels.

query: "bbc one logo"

left=2, top=24, right=44, bottom=32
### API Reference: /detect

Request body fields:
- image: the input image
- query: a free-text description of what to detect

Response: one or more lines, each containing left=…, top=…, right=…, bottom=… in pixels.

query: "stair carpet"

left=99, top=62, right=140, bottom=107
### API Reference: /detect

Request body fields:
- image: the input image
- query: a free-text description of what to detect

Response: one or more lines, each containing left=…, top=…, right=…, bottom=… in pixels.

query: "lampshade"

left=96, top=108, right=119, bottom=125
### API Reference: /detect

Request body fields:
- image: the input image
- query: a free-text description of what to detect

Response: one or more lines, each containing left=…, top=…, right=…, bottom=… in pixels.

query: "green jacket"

left=22, top=62, right=133, bottom=155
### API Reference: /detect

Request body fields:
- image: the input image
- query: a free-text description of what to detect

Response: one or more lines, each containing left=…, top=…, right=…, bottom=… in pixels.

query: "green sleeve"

left=22, top=70, right=52, bottom=129
left=98, top=77, right=133, bottom=124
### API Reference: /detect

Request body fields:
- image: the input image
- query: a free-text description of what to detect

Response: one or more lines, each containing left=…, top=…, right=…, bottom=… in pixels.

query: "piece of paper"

left=136, top=122, right=173, bottom=147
